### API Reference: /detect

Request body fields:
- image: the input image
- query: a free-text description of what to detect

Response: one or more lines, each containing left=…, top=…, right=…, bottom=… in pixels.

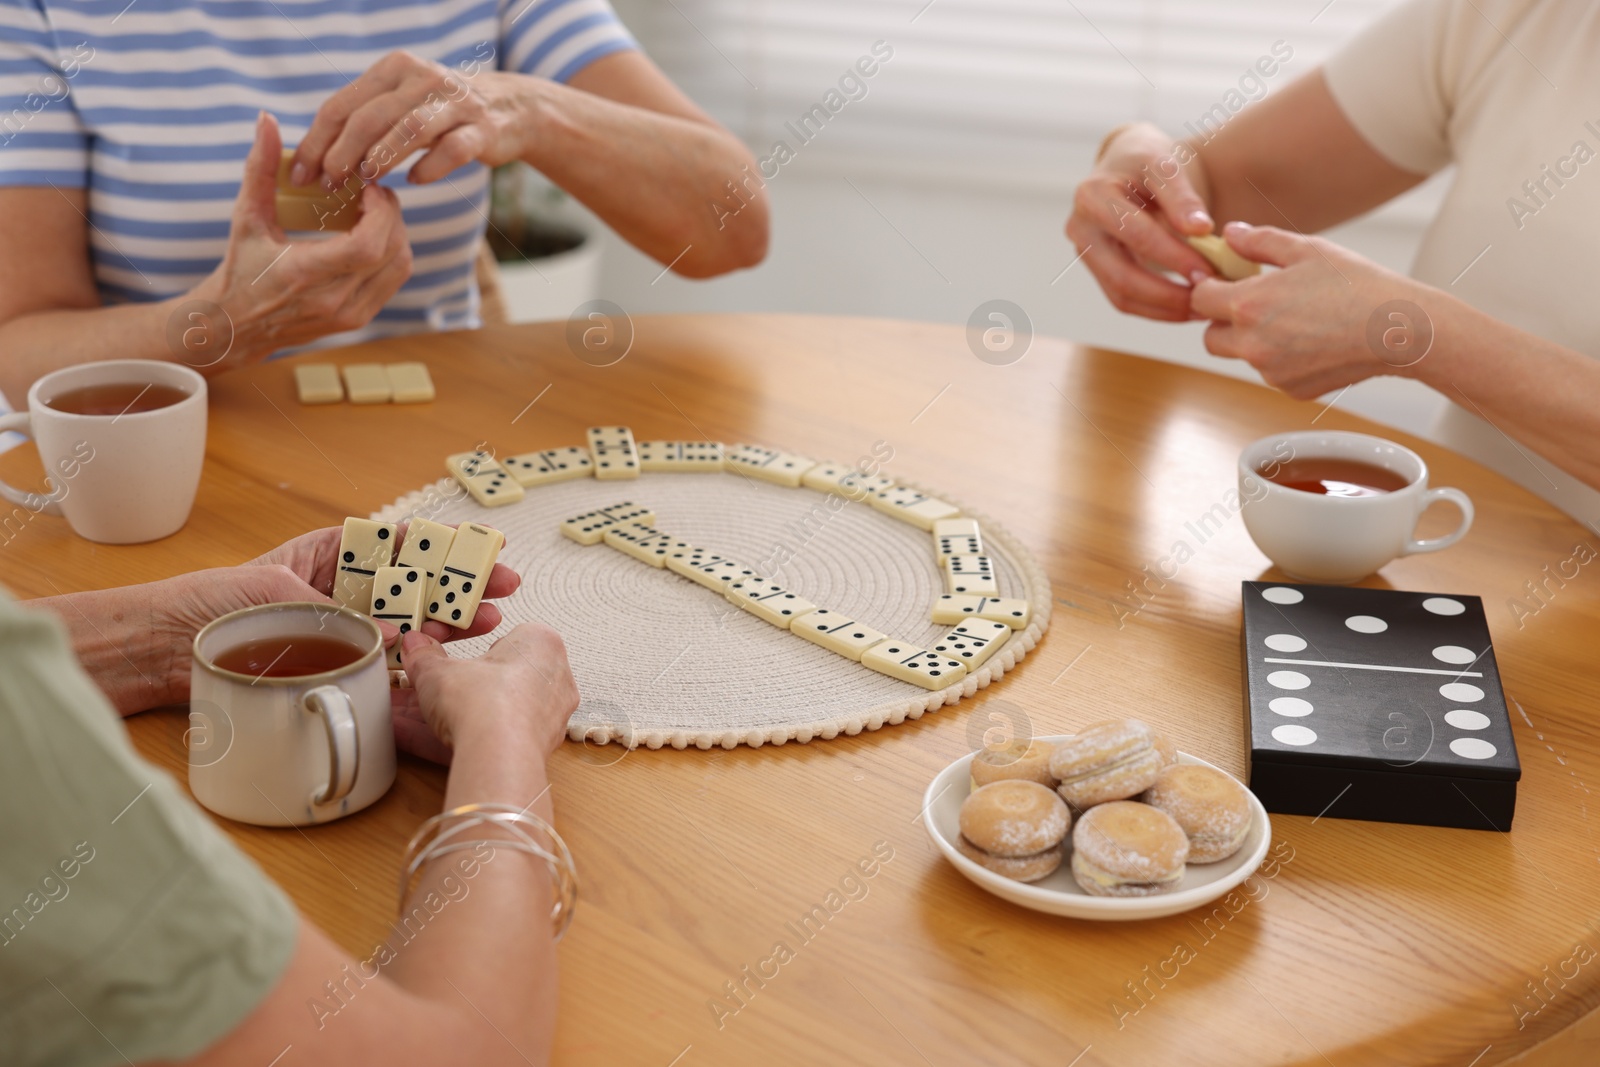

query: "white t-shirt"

left=1324, top=0, right=1600, bottom=526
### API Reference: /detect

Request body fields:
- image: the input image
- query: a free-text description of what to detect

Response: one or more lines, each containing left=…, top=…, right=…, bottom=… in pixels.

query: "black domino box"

left=1240, top=581, right=1520, bottom=831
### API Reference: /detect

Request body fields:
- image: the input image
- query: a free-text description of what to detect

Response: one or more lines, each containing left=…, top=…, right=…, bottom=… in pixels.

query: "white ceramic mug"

left=0, top=360, right=206, bottom=544
left=1238, top=430, right=1473, bottom=583
left=190, top=603, right=396, bottom=827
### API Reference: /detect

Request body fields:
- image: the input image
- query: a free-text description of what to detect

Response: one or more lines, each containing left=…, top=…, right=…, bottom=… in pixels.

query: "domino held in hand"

left=1187, top=233, right=1260, bottom=281
left=425, top=522, right=503, bottom=629
left=370, top=565, right=425, bottom=668
left=395, top=517, right=457, bottom=584
left=334, top=518, right=397, bottom=610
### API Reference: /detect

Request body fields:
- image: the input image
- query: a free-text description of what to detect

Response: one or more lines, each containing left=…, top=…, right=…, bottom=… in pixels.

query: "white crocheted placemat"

left=373, top=472, right=1052, bottom=749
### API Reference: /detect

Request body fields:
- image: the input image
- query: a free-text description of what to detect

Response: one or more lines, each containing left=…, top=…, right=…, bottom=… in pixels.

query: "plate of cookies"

left=922, top=719, right=1271, bottom=920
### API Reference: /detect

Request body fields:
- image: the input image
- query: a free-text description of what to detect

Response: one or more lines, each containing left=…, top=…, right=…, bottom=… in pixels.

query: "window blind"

left=613, top=0, right=1405, bottom=192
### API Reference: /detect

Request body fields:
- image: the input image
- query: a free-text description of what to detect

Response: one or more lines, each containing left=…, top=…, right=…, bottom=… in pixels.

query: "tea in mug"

left=1262, top=458, right=1411, bottom=499
left=211, top=635, right=368, bottom=677
left=43, top=382, right=191, bottom=416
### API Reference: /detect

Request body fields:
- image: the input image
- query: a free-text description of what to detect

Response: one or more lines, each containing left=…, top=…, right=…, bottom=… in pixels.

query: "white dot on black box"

left=1450, top=737, right=1496, bottom=760
left=1422, top=597, right=1465, bottom=616
left=1272, top=724, right=1317, bottom=746
left=1345, top=615, right=1387, bottom=634
left=1432, top=645, right=1475, bottom=664
left=1445, top=709, right=1490, bottom=730
left=1261, top=587, right=1303, bottom=605
left=1264, top=633, right=1307, bottom=652
left=1440, top=682, right=1484, bottom=702
left=1267, top=670, right=1310, bottom=690
left=1269, top=697, right=1313, bottom=717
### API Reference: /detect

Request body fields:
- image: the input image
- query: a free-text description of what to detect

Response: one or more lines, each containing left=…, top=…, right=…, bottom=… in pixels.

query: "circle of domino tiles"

left=376, top=472, right=1052, bottom=749
left=1256, top=585, right=1502, bottom=761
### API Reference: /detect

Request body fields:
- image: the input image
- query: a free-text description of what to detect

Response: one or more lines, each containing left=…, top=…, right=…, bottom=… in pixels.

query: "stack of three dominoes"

left=562, top=501, right=1029, bottom=691
left=332, top=516, right=504, bottom=669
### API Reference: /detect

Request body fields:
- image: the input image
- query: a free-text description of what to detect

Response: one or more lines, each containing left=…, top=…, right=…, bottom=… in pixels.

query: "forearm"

left=28, top=584, right=179, bottom=715
left=386, top=718, right=558, bottom=1060
left=0, top=297, right=184, bottom=407
left=1411, top=291, right=1600, bottom=490
left=511, top=75, right=767, bottom=277
left=1181, top=71, right=1425, bottom=234
left=0, top=263, right=276, bottom=404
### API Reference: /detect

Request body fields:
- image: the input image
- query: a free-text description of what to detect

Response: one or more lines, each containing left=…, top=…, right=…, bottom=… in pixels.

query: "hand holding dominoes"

left=187, top=113, right=411, bottom=367
left=305, top=518, right=518, bottom=646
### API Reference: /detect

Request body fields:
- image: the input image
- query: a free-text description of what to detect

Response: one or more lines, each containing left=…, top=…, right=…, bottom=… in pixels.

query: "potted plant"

left=486, top=162, right=603, bottom=324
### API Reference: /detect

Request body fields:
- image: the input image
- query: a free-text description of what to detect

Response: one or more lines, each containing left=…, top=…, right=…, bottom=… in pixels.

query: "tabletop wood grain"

left=4, top=315, right=1598, bottom=1067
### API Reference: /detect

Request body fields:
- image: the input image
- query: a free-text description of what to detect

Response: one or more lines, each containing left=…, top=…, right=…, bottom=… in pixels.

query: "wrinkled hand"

left=1066, top=122, right=1219, bottom=322
left=290, top=50, right=530, bottom=190
left=183, top=111, right=413, bottom=370
left=245, top=523, right=519, bottom=643
left=149, top=525, right=518, bottom=757
left=1189, top=222, right=1438, bottom=399
left=398, top=624, right=580, bottom=763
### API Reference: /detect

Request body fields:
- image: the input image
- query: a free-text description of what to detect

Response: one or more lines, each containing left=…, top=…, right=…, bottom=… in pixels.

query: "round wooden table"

left=5, top=315, right=1597, bottom=1066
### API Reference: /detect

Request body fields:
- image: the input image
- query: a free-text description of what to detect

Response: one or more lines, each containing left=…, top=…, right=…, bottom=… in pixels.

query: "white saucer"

left=922, top=738, right=1272, bottom=921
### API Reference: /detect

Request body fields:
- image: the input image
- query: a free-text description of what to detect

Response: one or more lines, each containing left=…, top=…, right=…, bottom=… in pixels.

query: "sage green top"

left=0, top=589, right=297, bottom=1066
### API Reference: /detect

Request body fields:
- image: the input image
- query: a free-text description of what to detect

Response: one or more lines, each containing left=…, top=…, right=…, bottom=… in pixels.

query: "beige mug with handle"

left=189, top=603, right=396, bottom=827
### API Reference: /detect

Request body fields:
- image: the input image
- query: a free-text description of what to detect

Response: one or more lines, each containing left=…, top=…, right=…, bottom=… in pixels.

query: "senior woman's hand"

left=290, top=51, right=530, bottom=190
left=183, top=112, right=414, bottom=371
left=1066, top=121, right=1222, bottom=322
left=1188, top=222, right=1444, bottom=398
left=29, top=524, right=519, bottom=749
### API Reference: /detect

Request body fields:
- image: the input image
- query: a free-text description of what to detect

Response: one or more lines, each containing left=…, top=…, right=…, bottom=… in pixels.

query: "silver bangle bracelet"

left=399, top=803, right=579, bottom=940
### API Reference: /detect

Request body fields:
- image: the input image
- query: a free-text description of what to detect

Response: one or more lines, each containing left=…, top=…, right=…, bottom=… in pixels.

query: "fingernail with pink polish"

left=1189, top=270, right=1209, bottom=286
left=289, top=163, right=308, bottom=187
left=1224, top=220, right=1252, bottom=234
left=1188, top=209, right=1213, bottom=229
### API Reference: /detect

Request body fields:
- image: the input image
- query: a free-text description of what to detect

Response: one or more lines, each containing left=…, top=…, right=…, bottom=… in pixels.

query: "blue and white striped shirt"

left=0, top=0, right=634, bottom=346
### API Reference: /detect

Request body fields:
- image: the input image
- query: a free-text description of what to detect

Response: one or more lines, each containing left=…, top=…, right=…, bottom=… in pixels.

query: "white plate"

left=922, top=738, right=1272, bottom=921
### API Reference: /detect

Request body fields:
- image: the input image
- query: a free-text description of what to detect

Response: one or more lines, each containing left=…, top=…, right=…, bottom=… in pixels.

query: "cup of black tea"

left=1238, top=431, right=1474, bottom=583
left=190, top=603, right=395, bottom=826
left=0, top=359, right=206, bottom=543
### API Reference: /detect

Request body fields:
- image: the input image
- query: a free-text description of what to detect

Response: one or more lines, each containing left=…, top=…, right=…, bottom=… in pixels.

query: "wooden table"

left=5, top=315, right=1598, bottom=1066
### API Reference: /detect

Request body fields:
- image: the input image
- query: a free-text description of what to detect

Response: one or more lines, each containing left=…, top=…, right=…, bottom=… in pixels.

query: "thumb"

left=1220, top=221, right=1316, bottom=269
left=400, top=629, right=449, bottom=687
left=234, top=110, right=283, bottom=235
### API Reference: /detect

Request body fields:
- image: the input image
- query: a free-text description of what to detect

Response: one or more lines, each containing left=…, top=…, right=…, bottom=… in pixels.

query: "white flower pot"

left=497, top=236, right=603, bottom=324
